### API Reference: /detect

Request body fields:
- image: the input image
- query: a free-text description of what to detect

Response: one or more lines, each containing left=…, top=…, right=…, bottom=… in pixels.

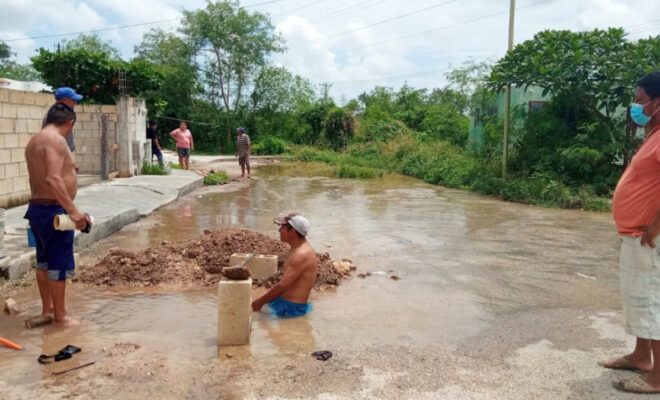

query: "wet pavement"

left=0, top=165, right=641, bottom=399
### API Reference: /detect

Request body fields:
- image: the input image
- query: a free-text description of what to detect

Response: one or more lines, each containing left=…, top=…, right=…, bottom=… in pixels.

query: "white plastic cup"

left=54, top=214, right=94, bottom=232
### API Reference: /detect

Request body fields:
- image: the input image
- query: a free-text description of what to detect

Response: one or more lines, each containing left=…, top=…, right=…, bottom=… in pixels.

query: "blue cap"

left=55, top=87, right=83, bottom=101
left=237, top=127, right=245, bottom=132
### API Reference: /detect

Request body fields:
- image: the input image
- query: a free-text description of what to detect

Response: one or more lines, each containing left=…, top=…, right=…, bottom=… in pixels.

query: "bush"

left=252, top=137, right=289, bottom=155
left=141, top=161, right=169, bottom=175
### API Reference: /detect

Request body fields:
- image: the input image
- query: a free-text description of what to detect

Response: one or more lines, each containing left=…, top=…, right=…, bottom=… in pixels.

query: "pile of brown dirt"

left=77, top=228, right=355, bottom=290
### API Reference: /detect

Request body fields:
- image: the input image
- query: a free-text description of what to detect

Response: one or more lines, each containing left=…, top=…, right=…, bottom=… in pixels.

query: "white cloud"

left=1, top=0, right=659, bottom=100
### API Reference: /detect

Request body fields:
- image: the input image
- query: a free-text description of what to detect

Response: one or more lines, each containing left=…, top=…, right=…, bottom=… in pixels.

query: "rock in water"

left=221, top=266, right=251, bottom=280
left=4, top=298, right=22, bottom=315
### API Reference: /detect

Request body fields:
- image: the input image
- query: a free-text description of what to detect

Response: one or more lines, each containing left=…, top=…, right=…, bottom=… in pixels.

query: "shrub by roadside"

left=141, top=161, right=170, bottom=175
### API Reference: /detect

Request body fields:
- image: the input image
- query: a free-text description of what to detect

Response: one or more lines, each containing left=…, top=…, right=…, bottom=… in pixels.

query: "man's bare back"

left=25, top=126, right=78, bottom=202
left=280, top=241, right=317, bottom=304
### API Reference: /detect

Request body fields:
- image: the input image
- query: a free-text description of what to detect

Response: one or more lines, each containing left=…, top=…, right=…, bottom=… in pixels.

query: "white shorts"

left=620, top=235, right=660, bottom=339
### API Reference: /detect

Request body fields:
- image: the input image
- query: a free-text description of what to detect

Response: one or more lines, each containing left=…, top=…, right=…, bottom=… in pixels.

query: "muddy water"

left=0, top=166, right=623, bottom=399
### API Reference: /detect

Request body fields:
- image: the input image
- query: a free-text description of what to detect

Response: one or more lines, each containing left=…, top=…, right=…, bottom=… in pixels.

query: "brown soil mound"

left=78, top=228, right=355, bottom=290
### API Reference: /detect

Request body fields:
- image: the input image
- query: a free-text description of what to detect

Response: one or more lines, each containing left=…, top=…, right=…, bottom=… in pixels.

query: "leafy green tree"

left=445, top=60, right=492, bottom=114
left=250, top=65, right=314, bottom=112
left=61, top=34, right=122, bottom=60
left=181, top=1, right=283, bottom=113
left=32, top=36, right=163, bottom=105
left=0, top=41, right=40, bottom=81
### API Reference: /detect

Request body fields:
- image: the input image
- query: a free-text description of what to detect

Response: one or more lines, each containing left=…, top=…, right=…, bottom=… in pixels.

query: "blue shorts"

left=268, top=297, right=312, bottom=318
left=24, top=204, right=75, bottom=281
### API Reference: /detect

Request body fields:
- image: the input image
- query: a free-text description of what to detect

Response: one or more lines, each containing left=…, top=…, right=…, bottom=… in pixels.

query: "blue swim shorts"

left=268, top=297, right=312, bottom=318
left=24, top=204, right=75, bottom=281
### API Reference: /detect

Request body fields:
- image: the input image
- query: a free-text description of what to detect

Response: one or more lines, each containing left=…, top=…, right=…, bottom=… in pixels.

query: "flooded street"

left=0, top=165, right=637, bottom=399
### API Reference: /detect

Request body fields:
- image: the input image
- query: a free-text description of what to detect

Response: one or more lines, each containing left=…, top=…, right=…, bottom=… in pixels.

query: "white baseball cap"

left=274, top=212, right=310, bottom=237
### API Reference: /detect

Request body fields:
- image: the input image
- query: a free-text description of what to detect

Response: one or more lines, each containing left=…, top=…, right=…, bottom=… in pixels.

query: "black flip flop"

left=38, top=345, right=82, bottom=364
left=311, top=350, right=333, bottom=361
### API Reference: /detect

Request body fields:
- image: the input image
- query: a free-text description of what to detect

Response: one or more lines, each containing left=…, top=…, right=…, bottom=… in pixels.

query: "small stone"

left=4, top=298, right=22, bottom=315
left=390, top=275, right=400, bottom=281
left=225, top=353, right=233, bottom=359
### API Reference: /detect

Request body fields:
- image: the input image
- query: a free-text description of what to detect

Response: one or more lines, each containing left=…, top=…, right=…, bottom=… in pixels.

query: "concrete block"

left=77, top=112, right=92, bottom=122
left=16, top=105, right=31, bottom=119
left=11, top=176, right=27, bottom=192
left=229, top=253, right=278, bottom=280
left=81, top=105, right=101, bottom=113
left=27, top=119, right=41, bottom=133
left=29, top=105, right=43, bottom=119
left=18, top=162, right=27, bottom=176
left=0, top=103, right=16, bottom=118
left=0, top=165, right=4, bottom=179
left=8, top=90, right=23, bottom=104
left=23, top=93, right=36, bottom=105
left=18, top=134, right=31, bottom=147
left=10, top=149, right=24, bottom=163
left=0, top=149, right=10, bottom=163
left=5, top=163, right=18, bottom=178
left=14, top=119, right=28, bottom=134
left=100, top=105, right=116, bottom=114
left=4, top=134, right=18, bottom=148
left=0, top=118, right=14, bottom=133
left=217, top=278, right=252, bottom=346
left=36, top=93, right=52, bottom=107
left=0, top=178, right=11, bottom=194
left=0, top=89, right=8, bottom=102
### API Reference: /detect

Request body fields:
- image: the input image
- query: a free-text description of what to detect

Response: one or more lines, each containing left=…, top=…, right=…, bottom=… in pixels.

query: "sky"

left=0, top=0, right=659, bottom=102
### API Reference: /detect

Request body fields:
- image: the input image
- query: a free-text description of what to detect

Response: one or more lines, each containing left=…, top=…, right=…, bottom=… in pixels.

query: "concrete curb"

left=0, top=171, right=203, bottom=281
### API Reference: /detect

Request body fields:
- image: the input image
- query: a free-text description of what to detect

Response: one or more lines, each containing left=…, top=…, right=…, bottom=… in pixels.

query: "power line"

left=271, top=0, right=326, bottom=18
left=308, top=0, right=390, bottom=24
left=330, top=67, right=450, bottom=85
left=1, top=18, right=180, bottom=43
left=293, top=0, right=553, bottom=59
left=0, top=1, right=280, bottom=43
left=288, top=0, right=460, bottom=50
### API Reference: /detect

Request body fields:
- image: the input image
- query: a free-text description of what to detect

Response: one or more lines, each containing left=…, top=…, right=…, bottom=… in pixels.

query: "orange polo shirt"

left=612, top=126, right=660, bottom=236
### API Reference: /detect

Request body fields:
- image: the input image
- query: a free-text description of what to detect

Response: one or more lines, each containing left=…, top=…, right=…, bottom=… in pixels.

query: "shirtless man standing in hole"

left=24, top=103, right=92, bottom=327
left=252, top=213, right=317, bottom=318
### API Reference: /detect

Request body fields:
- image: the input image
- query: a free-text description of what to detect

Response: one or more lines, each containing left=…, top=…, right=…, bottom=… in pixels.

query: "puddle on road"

left=0, top=165, right=623, bottom=397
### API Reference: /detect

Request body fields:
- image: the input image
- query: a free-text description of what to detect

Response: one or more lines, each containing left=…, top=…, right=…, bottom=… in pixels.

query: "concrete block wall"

left=0, top=88, right=52, bottom=208
left=0, top=87, right=142, bottom=208
left=75, top=105, right=118, bottom=175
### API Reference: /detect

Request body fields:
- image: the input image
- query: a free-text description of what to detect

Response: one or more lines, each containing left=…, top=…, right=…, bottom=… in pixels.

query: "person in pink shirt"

left=603, top=71, right=660, bottom=394
left=169, top=121, right=194, bottom=170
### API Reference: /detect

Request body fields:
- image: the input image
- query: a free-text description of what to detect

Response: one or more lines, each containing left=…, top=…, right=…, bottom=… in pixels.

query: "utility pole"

left=502, top=0, right=515, bottom=178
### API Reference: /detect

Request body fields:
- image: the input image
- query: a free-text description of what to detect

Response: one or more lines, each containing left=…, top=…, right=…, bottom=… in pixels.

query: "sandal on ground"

left=614, top=376, right=660, bottom=394
left=598, top=357, right=650, bottom=373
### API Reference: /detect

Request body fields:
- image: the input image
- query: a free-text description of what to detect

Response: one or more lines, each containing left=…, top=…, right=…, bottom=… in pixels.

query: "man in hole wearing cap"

left=42, top=87, right=83, bottom=154
left=252, top=213, right=317, bottom=318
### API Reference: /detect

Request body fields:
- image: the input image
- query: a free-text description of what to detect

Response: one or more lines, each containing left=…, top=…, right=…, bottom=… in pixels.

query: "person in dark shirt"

left=146, top=120, right=163, bottom=167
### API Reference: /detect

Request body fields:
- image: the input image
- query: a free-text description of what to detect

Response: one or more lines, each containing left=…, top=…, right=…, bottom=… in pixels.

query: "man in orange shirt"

left=604, top=71, right=660, bottom=393
left=169, top=121, right=194, bottom=170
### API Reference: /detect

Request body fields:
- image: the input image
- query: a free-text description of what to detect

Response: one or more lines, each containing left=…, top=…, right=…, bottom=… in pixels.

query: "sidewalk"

left=0, top=169, right=203, bottom=280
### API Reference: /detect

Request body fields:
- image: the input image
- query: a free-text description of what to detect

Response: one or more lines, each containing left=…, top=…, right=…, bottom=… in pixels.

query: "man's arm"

left=153, top=138, right=161, bottom=150
left=246, top=137, right=250, bottom=156
left=169, top=130, right=177, bottom=141
left=189, top=132, right=194, bottom=151
left=43, top=140, right=89, bottom=230
left=252, top=253, right=306, bottom=311
left=641, top=209, right=660, bottom=248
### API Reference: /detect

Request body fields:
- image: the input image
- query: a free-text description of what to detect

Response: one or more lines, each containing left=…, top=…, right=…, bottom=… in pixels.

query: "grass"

left=204, top=171, right=229, bottom=185
left=168, top=162, right=182, bottom=170
left=141, top=161, right=170, bottom=175
left=285, top=136, right=612, bottom=212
